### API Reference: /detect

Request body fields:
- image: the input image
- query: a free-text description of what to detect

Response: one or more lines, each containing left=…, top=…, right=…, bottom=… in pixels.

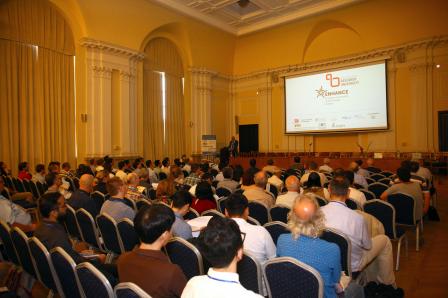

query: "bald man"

left=243, top=171, right=275, bottom=208
left=277, top=195, right=342, bottom=298
left=276, top=175, right=302, bottom=208
left=68, top=174, right=98, bottom=216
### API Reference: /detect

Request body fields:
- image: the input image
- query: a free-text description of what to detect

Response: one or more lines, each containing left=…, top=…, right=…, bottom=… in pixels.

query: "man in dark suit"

left=228, top=136, right=239, bottom=157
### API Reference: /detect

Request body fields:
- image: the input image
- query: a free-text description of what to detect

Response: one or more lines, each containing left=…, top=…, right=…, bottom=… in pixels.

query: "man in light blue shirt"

left=100, top=177, right=135, bottom=222
left=171, top=190, right=193, bottom=239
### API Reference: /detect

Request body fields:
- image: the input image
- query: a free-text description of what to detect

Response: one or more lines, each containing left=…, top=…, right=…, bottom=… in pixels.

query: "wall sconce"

left=81, top=114, right=88, bottom=122
left=189, top=121, right=194, bottom=128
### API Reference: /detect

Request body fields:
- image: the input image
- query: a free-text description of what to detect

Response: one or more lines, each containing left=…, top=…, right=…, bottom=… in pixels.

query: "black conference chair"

left=248, top=201, right=270, bottom=225
left=320, top=228, right=351, bottom=277
left=378, top=177, right=392, bottom=185
left=28, top=237, right=63, bottom=295
left=387, top=193, right=421, bottom=251
left=136, top=199, right=151, bottom=210
left=346, top=198, right=361, bottom=210
left=3, top=176, right=14, bottom=191
left=267, top=184, right=278, bottom=198
left=117, top=219, right=139, bottom=252
left=370, top=173, right=386, bottom=181
left=12, top=178, right=25, bottom=193
left=123, top=198, right=137, bottom=211
left=216, top=187, right=232, bottom=198
left=184, top=208, right=200, bottom=220
left=0, top=220, right=20, bottom=266
left=359, top=189, right=376, bottom=201
left=365, top=177, right=375, bottom=185
left=91, top=191, right=106, bottom=215
left=35, top=181, right=47, bottom=196
left=368, top=182, right=389, bottom=199
left=269, top=205, right=290, bottom=223
left=263, top=222, right=289, bottom=245
left=364, top=199, right=408, bottom=270
left=96, top=213, right=124, bottom=255
left=114, top=282, right=152, bottom=298
left=165, top=237, right=204, bottom=280
left=76, top=262, right=114, bottom=298
left=237, top=252, right=262, bottom=294
left=217, top=197, right=228, bottom=213
left=65, top=205, right=83, bottom=241
left=247, top=216, right=261, bottom=226
left=50, top=247, right=84, bottom=298
left=263, top=257, right=324, bottom=298
left=201, top=209, right=225, bottom=218
left=76, top=208, right=103, bottom=249
left=380, top=171, right=394, bottom=178
left=10, top=227, right=38, bottom=279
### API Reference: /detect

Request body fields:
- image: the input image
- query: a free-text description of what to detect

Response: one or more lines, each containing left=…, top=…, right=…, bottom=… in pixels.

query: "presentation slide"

left=285, top=61, right=388, bottom=133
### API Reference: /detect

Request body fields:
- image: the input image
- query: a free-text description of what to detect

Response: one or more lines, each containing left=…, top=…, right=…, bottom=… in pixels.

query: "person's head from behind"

left=39, top=192, right=67, bottom=222
left=329, top=175, right=350, bottom=200
left=96, top=170, right=109, bottom=183
left=254, top=171, right=267, bottom=189
left=145, top=160, right=152, bottom=168
left=285, top=175, right=300, bottom=192
left=249, top=158, right=257, bottom=168
left=225, top=193, right=249, bottom=219
left=366, top=158, right=374, bottom=166
left=222, top=167, right=234, bottom=180
left=410, top=161, right=420, bottom=173
left=349, top=161, right=359, bottom=172
left=118, top=160, right=125, bottom=170
left=273, top=169, right=282, bottom=178
left=242, top=172, right=255, bottom=186
left=294, top=156, right=301, bottom=164
left=397, top=167, right=411, bottom=182
left=197, top=216, right=243, bottom=270
left=306, top=172, right=322, bottom=188
left=195, top=181, right=213, bottom=200
left=343, top=170, right=355, bottom=186
left=200, top=163, right=209, bottom=174
left=79, top=174, right=94, bottom=193
left=106, top=176, right=127, bottom=197
left=355, top=160, right=363, bottom=167
left=323, top=158, right=331, bottom=165
left=400, top=160, right=412, bottom=171
left=62, top=162, right=71, bottom=171
left=162, top=158, right=169, bottom=168
left=45, top=173, right=62, bottom=188
left=288, top=195, right=324, bottom=239
left=127, top=172, right=139, bottom=187
left=35, top=163, right=45, bottom=174
left=48, top=163, right=60, bottom=174
left=267, top=159, right=274, bottom=166
left=171, top=190, right=193, bottom=216
left=134, top=204, right=175, bottom=247
left=18, top=162, right=29, bottom=172
left=201, top=172, right=213, bottom=184
left=154, top=160, right=161, bottom=167
left=309, top=161, right=318, bottom=171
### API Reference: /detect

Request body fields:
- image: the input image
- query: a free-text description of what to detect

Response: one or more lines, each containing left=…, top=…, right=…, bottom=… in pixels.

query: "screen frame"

left=283, top=60, right=390, bottom=135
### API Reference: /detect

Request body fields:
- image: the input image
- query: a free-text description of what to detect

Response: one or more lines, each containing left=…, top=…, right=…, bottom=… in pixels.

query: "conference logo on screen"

left=315, top=73, right=359, bottom=100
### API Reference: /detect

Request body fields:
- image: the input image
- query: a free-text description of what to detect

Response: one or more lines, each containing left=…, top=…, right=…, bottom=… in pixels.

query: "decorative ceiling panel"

left=150, top=0, right=363, bottom=35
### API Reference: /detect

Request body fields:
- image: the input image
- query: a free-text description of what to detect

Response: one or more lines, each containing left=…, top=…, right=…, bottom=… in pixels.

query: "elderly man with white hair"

left=276, top=175, right=302, bottom=208
left=243, top=171, right=275, bottom=208
left=68, top=174, right=97, bottom=216
left=319, top=158, right=333, bottom=173
left=126, top=172, right=146, bottom=201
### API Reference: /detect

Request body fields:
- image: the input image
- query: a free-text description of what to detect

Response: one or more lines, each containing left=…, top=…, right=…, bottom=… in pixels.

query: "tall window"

left=143, top=38, right=185, bottom=160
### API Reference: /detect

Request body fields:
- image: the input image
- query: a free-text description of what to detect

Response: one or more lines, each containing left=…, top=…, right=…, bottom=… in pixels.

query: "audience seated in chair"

left=366, top=158, right=382, bottom=174
left=68, top=174, right=97, bottom=216
left=94, top=170, right=110, bottom=195
left=355, top=160, right=370, bottom=178
left=243, top=171, right=274, bottom=208
left=319, top=158, right=333, bottom=174
left=191, top=181, right=217, bottom=214
left=101, top=177, right=136, bottom=222
left=182, top=216, right=262, bottom=298
left=275, top=175, right=302, bottom=209
left=303, top=172, right=330, bottom=200
left=262, top=159, right=280, bottom=175
left=267, top=169, right=284, bottom=193
left=171, top=190, right=193, bottom=240
left=225, top=193, right=276, bottom=264
left=301, top=161, right=328, bottom=186
left=217, top=167, right=239, bottom=193
left=343, top=170, right=367, bottom=208
left=32, top=163, right=46, bottom=184
left=117, top=204, right=187, bottom=297
left=126, top=173, right=146, bottom=201
left=349, top=162, right=368, bottom=189
left=321, top=176, right=398, bottom=289
left=18, top=161, right=32, bottom=181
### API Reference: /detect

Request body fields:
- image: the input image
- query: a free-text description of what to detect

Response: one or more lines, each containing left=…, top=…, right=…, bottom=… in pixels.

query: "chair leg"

left=395, top=238, right=402, bottom=271
left=405, top=234, right=409, bottom=257
left=416, top=225, right=420, bottom=251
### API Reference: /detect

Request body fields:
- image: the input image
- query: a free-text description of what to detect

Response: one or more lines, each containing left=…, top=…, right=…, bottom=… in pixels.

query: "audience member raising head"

left=171, top=190, right=193, bottom=239
left=182, top=216, right=262, bottom=298
left=117, top=204, right=187, bottom=297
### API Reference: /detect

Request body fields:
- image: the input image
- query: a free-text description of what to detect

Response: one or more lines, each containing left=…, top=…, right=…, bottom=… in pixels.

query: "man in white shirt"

left=32, top=163, right=46, bottom=184
left=343, top=170, right=366, bottom=208
left=267, top=169, right=284, bottom=193
left=300, top=161, right=328, bottom=186
left=276, top=175, right=302, bottom=208
left=243, top=171, right=275, bottom=208
left=225, top=193, right=276, bottom=263
left=321, top=176, right=396, bottom=287
left=182, top=216, right=262, bottom=298
left=115, top=161, right=128, bottom=183
left=318, top=158, right=333, bottom=173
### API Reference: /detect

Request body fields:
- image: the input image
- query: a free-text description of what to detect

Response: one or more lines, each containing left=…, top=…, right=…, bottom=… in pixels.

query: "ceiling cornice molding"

left=80, top=38, right=145, bottom=60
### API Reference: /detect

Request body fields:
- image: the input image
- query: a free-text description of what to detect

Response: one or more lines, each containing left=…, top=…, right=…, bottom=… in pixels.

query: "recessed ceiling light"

left=436, top=64, right=440, bottom=68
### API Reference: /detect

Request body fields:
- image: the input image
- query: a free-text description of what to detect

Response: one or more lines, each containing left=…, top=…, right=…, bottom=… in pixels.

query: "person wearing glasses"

left=182, top=216, right=262, bottom=298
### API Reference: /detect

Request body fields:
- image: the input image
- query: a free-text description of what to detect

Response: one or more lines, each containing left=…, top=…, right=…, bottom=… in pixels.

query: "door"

left=239, top=124, right=259, bottom=153
left=439, top=111, right=448, bottom=152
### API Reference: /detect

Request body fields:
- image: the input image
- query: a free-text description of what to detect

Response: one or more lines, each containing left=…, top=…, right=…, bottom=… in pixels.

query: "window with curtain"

left=0, top=0, right=76, bottom=174
left=143, top=38, right=185, bottom=160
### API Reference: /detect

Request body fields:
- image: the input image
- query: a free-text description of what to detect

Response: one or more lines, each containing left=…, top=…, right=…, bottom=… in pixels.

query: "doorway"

left=239, top=124, right=259, bottom=153
left=439, top=111, right=448, bottom=152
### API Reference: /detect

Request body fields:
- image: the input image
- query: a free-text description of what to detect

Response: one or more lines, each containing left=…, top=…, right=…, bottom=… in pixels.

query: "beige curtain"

left=0, top=0, right=75, bottom=175
left=143, top=38, right=185, bottom=160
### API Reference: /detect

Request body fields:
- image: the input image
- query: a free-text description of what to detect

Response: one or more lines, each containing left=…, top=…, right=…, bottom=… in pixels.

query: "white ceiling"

left=150, top=0, right=363, bottom=36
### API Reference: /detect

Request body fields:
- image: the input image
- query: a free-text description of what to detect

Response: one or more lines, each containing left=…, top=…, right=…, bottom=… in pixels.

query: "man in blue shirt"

left=171, top=190, right=193, bottom=239
left=277, top=194, right=341, bottom=298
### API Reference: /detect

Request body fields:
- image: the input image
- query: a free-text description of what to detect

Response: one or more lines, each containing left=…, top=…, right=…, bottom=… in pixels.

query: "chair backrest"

left=368, top=182, right=389, bottom=199
left=263, top=257, right=324, bottom=298
left=247, top=216, right=261, bottom=226
left=267, top=184, right=278, bottom=198
left=28, top=180, right=41, bottom=199
left=320, top=228, right=351, bottom=276
left=114, top=282, right=152, bottom=298
left=10, top=227, right=38, bottom=279
left=248, top=201, right=270, bottom=225
left=346, top=198, right=360, bottom=211
left=123, top=198, right=137, bottom=211
left=165, top=237, right=204, bottom=280
left=91, top=191, right=106, bottom=215
left=313, top=195, right=327, bottom=207
left=387, top=192, right=417, bottom=225
left=22, top=179, right=32, bottom=193
left=370, top=173, right=386, bottom=181
left=76, top=208, right=102, bottom=249
left=380, top=171, right=394, bottom=178
left=117, top=219, right=139, bottom=252
left=217, top=197, right=228, bottom=213
left=50, top=247, right=84, bottom=298
left=136, top=199, right=151, bottom=210
left=200, top=209, right=224, bottom=218
left=96, top=213, right=124, bottom=254
left=378, top=178, right=391, bottom=185
left=359, top=189, right=376, bottom=201
left=65, top=205, right=83, bottom=240
left=35, top=181, right=47, bottom=196
left=183, top=208, right=199, bottom=220
left=263, top=222, right=289, bottom=245
left=76, top=262, right=114, bottom=298
left=28, top=237, right=63, bottom=295
left=3, top=176, right=14, bottom=190
left=365, top=177, right=375, bottom=185
left=237, top=251, right=262, bottom=294
left=12, top=178, right=25, bottom=192
left=216, top=187, right=231, bottom=198
left=0, top=220, right=20, bottom=265
left=73, top=177, right=80, bottom=189
left=269, top=205, right=290, bottom=223
left=364, top=199, right=397, bottom=239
